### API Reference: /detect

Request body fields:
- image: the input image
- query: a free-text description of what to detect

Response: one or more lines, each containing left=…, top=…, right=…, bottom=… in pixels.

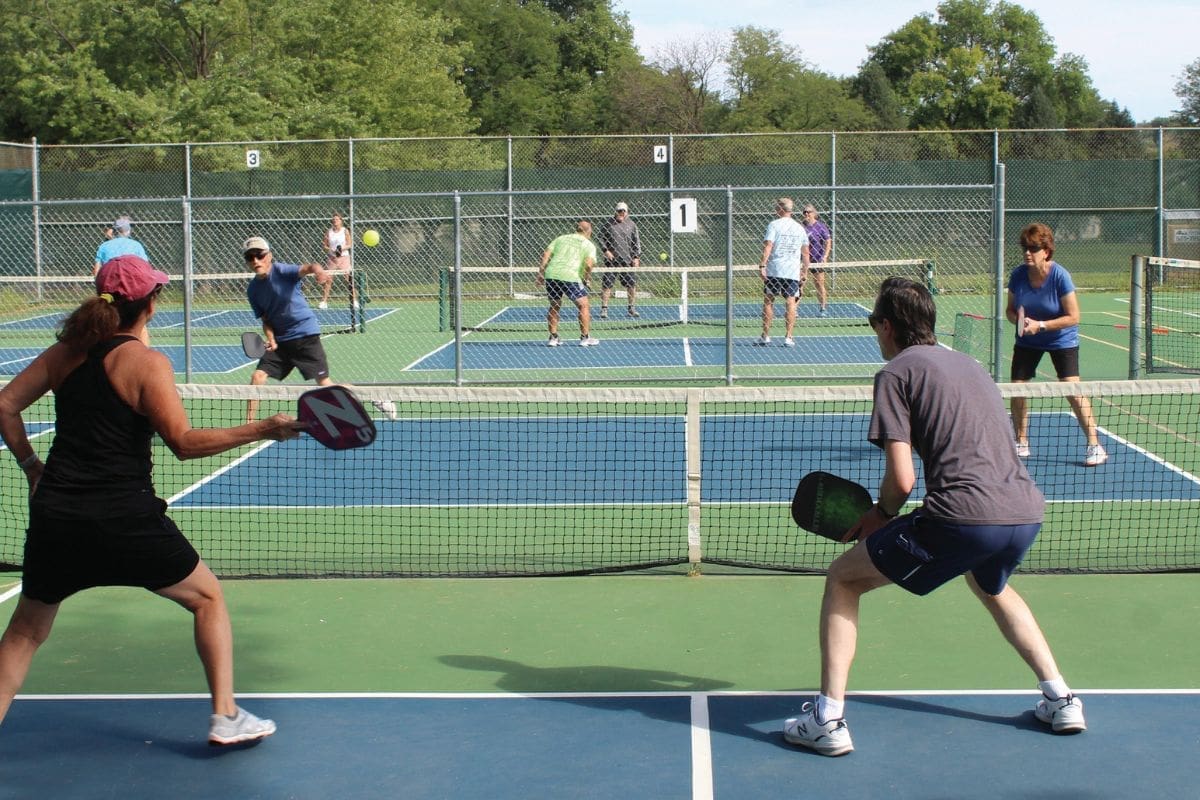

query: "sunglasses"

left=244, top=250, right=269, bottom=261
left=1022, top=244, right=1044, bottom=253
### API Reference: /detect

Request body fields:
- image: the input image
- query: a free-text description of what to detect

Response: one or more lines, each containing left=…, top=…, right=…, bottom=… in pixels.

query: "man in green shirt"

left=537, top=220, right=599, bottom=346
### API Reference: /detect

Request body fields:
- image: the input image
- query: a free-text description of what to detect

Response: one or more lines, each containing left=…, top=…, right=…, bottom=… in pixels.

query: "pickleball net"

left=2, top=379, right=1198, bottom=577
left=1140, top=256, right=1200, bottom=374
left=439, top=259, right=935, bottom=332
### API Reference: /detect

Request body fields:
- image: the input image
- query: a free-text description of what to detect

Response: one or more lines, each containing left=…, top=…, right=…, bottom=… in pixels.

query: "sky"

left=617, top=0, right=1198, bottom=123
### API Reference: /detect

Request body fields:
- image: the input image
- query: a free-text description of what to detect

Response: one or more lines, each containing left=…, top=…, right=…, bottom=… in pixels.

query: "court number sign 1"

left=670, top=198, right=697, bottom=233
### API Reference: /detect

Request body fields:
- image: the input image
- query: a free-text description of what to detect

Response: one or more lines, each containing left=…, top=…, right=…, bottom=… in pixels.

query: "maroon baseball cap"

left=95, top=255, right=169, bottom=301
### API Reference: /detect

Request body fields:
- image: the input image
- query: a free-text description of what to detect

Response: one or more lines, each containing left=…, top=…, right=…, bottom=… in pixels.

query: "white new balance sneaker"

left=783, top=702, right=853, bottom=756
left=1034, top=694, right=1086, bottom=733
left=1083, top=444, right=1108, bottom=467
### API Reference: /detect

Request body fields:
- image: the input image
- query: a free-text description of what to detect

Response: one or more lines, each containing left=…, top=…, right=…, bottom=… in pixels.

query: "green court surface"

left=4, top=573, right=1197, bottom=695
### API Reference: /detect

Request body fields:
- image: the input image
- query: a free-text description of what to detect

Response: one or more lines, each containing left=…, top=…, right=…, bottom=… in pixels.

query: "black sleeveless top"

left=33, top=335, right=162, bottom=518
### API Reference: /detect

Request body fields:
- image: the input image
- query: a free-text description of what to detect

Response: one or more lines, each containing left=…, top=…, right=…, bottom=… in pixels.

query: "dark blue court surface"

left=0, top=306, right=382, bottom=375
left=0, top=344, right=255, bottom=375
left=169, top=412, right=1199, bottom=510
left=409, top=335, right=883, bottom=371
left=471, top=300, right=868, bottom=325
left=2, top=692, right=1196, bottom=799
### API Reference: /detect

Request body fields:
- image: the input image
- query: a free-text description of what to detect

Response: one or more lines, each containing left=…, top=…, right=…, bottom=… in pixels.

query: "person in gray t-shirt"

left=782, top=276, right=1085, bottom=758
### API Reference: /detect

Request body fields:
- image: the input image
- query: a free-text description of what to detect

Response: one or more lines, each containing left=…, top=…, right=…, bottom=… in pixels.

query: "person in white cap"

left=93, top=216, right=148, bottom=275
left=597, top=201, right=642, bottom=319
left=0, top=254, right=299, bottom=744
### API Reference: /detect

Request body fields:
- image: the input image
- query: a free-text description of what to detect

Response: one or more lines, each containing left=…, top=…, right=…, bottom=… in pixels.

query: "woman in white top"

left=320, top=213, right=358, bottom=309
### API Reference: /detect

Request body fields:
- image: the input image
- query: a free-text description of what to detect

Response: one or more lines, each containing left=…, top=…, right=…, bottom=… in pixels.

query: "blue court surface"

left=168, top=411, right=1200, bottom=510
left=2, top=692, right=1197, bottom=799
left=408, top=335, right=884, bottom=371
left=470, top=300, right=869, bottom=325
left=0, top=307, right=383, bottom=375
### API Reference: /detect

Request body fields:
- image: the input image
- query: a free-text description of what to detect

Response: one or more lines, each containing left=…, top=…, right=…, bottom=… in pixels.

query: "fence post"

left=31, top=138, right=42, bottom=293
left=1129, top=254, right=1145, bottom=379
left=182, top=198, right=194, bottom=381
left=725, top=187, right=735, bottom=386
left=992, top=161, right=1006, bottom=382
left=453, top=191, right=463, bottom=386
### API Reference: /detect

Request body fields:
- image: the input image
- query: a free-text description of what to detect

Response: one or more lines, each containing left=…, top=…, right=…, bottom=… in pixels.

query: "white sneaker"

left=352, top=301, right=360, bottom=310
left=208, top=706, right=276, bottom=746
left=783, top=702, right=853, bottom=756
left=1034, top=694, right=1086, bottom=734
left=547, top=334, right=561, bottom=347
left=783, top=337, right=796, bottom=347
left=754, top=335, right=771, bottom=346
left=599, top=307, right=608, bottom=319
left=317, top=301, right=329, bottom=310
left=1084, top=444, right=1108, bottom=467
left=579, top=336, right=600, bottom=347
left=372, top=399, right=398, bottom=421
left=1015, top=441, right=1031, bottom=458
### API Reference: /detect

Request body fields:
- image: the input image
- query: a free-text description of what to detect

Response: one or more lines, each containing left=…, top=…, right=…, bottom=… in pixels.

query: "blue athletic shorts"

left=763, top=277, right=800, bottom=299
left=545, top=279, right=588, bottom=303
left=865, top=512, right=1041, bottom=596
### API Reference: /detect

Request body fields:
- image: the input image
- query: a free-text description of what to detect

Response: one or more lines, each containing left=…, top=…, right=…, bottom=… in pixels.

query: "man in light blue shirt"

left=756, top=198, right=810, bottom=346
left=94, top=216, right=148, bottom=275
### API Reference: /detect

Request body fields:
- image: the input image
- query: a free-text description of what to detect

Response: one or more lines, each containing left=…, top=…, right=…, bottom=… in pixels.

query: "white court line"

left=690, top=693, right=713, bottom=800
left=1, top=584, right=21, bottom=604
left=683, top=337, right=694, bottom=367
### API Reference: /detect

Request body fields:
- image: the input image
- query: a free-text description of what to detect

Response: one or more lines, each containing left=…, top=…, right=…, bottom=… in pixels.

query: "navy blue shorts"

left=258, top=334, right=330, bottom=382
left=545, top=279, right=588, bottom=303
left=763, top=277, right=801, bottom=299
left=865, top=512, right=1041, bottom=596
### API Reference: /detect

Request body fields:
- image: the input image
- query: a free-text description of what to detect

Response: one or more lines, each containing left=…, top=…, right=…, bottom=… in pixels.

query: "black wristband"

left=875, top=503, right=897, bottom=519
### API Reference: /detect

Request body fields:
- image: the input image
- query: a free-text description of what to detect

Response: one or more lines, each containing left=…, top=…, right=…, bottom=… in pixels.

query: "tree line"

left=0, top=0, right=1193, bottom=145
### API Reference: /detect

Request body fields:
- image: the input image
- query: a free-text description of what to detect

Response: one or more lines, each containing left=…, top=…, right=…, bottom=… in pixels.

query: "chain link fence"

left=0, top=129, right=1196, bottom=384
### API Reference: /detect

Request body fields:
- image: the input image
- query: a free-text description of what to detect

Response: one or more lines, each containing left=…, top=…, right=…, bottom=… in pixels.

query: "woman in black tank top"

left=0, top=255, right=302, bottom=745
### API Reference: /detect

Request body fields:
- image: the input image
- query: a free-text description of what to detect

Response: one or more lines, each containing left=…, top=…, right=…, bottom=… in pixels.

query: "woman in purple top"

left=1006, top=222, right=1107, bottom=467
left=802, top=204, right=832, bottom=316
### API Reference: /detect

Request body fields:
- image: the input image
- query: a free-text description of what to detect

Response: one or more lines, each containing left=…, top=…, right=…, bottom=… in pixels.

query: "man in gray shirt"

left=783, top=276, right=1086, bottom=757
left=597, top=201, right=641, bottom=319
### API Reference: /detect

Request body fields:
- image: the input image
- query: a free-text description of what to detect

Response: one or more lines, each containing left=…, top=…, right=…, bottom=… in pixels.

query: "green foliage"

left=860, top=0, right=1120, bottom=130
left=720, top=27, right=874, bottom=133
left=1175, top=58, right=1200, bottom=125
left=425, top=0, right=638, bottom=135
left=0, top=0, right=476, bottom=143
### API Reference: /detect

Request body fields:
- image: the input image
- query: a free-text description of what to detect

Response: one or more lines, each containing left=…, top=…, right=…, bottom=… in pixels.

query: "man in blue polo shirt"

left=94, top=216, right=148, bottom=275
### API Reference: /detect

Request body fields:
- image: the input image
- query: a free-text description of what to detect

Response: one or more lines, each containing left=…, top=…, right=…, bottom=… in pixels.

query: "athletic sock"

left=816, top=694, right=844, bottom=723
left=1039, top=677, right=1071, bottom=700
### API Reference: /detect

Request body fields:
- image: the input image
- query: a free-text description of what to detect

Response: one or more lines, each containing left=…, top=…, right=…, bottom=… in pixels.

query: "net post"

left=924, top=259, right=937, bottom=295
left=685, top=388, right=703, bottom=570
left=1130, top=254, right=1146, bottom=378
